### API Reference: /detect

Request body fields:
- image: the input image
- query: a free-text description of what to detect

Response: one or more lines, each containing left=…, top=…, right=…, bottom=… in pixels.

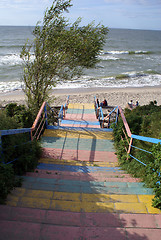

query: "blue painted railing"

left=102, top=104, right=161, bottom=182
left=94, top=97, right=161, bottom=181
left=58, top=96, right=70, bottom=125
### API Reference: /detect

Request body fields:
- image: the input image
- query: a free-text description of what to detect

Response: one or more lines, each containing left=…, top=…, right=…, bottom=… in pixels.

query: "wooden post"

left=128, top=137, right=133, bottom=154
left=63, top=106, right=66, bottom=118
left=44, top=104, right=48, bottom=128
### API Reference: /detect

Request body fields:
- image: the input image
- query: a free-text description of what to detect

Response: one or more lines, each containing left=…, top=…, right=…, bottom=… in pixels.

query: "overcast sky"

left=0, top=0, right=161, bottom=30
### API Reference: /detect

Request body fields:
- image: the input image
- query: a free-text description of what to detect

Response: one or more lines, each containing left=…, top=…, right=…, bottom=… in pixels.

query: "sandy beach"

left=0, top=86, right=161, bottom=109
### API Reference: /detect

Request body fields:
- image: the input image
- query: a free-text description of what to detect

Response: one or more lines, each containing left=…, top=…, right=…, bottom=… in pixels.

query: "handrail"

left=114, top=105, right=161, bottom=184
left=118, top=106, right=132, bottom=138
left=31, top=102, right=46, bottom=132
left=31, top=102, right=47, bottom=141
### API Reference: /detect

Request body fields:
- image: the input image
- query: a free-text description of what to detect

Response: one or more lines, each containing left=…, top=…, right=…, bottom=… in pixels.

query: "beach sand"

left=0, top=86, right=161, bottom=109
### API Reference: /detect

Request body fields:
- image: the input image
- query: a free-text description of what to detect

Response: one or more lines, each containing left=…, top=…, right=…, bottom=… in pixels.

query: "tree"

left=20, top=0, right=108, bottom=113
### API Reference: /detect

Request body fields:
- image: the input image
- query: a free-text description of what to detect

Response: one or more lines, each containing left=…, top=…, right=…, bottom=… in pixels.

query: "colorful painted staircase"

left=0, top=102, right=161, bottom=240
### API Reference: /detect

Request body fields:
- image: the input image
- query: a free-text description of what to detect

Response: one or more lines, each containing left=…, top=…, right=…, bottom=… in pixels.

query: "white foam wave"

left=0, top=54, right=23, bottom=66
left=0, top=73, right=161, bottom=93
left=103, top=50, right=150, bottom=55
left=98, top=55, right=119, bottom=61
left=0, top=81, right=24, bottom=93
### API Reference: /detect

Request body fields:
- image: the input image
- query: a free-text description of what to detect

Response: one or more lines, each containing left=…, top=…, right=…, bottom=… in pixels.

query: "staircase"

left=0, top=102, right=161, bottom=240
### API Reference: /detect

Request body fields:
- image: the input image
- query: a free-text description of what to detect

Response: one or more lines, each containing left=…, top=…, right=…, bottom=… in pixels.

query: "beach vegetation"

left=20, top=0, right=108, bottom=113
left=115, top=74, right=129, bottom=80
left=113, top=101, right=161, bottom=209
left=0, top=104, right=41, bottom=203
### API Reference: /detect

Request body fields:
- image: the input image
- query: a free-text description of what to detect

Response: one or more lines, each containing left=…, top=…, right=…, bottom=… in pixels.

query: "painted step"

left=17, top=176, right=154, bottom=195
left=6, top=188, right=159, bottom=214
left=42, top=148, right=117, bottom=162
left=37, top=163, right=122, bottom=173
left=1, top=206, right=161, bottom=240
left=47, top=125, right=113, bottom=132
left=41, top=136, right=115, bottom=152
left=38, top=158, right=119, bottom=167
left=43, top=129, right=114, bottom=140
left=27, top=169, right=141, bottom=182
left=60, top=120, right=100, bottom=128
left=26, top=171, right=140, bottom=182
left=65, top=113, right=98, bottom=121
left=66, top=108, right=96, bottom=114
left=1, top=205, right=161, bottom=227
left=68, top=103, right=95, bottom=109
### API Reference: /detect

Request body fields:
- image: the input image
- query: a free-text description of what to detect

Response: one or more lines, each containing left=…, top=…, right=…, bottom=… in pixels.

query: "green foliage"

left=5, top=103, right=35, bottom=128
left=0, top=163, right=16, bottom=204
left=113, top=102, right=161, bottom=209
left=0, top=104, right=42, bottom=203
left=0, top=110, right=19, bottom=130
left=1, top=133, right=41, bottom=175
left=20, top=0, right=108, bottom=113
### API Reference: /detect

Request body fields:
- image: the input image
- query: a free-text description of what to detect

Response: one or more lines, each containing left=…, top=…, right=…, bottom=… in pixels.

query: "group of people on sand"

left=127, top=100, right=139, bottom=110
left=96, top=98, right=108, bottom=108
left=96, top=98, right=139, bottom=110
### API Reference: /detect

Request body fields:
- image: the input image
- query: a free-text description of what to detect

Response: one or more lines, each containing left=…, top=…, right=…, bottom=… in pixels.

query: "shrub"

left=0, top=163, right=16, bottom=204
left=5, top=103, right=35, bottom=128
left=0, top=103, right=42, bottom=203
left=113, top=102, right=161, bottom=209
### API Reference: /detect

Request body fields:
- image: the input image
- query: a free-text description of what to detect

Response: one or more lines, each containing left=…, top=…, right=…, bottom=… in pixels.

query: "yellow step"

left=43, top=129, right=114, bottom=140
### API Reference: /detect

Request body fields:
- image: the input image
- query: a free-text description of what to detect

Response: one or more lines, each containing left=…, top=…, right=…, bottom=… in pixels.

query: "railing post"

left=44, top=103, right=48, bottom=128
left=115, top=107, right=119, bottom=125
left=63, top=106, right=65, bottom=118
left=128, top=137, right=133, bottom=154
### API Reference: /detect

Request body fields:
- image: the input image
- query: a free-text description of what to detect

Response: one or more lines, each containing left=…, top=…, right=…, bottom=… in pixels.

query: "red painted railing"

left=31, top=102, right=47, bottom=141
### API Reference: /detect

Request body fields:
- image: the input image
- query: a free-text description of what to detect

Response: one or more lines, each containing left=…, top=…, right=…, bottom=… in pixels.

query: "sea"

left=0, top=26, right=161, bottom=93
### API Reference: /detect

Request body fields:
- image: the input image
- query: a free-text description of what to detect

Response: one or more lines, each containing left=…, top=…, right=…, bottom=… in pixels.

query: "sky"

left=0, top=0, right=161, bottom=30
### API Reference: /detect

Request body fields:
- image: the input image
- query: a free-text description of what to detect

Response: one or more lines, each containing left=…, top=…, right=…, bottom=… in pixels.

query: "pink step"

left=1, top=206, right=161, bottom=228
left=27, top=170, right=140, bottom=182
left=65, top=113, right=98, bottom=121
left=42, top=148, right=117, bottom=162
left=1, top=206, right=161, bottom=240
left=61, top=123, right=100, bottom=128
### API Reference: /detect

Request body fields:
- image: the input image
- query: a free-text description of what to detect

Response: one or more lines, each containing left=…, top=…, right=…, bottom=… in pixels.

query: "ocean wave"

left=0, top=81, right=24, bottom=93
left=0, top=71, right=161, bottom=93
left=0, top=54, right=23, bottom=66
left=55, top=72, right=161, bottom=89
left=103, top=50, right=152, bottom=55
left=98, top=55, right=120, bottom=61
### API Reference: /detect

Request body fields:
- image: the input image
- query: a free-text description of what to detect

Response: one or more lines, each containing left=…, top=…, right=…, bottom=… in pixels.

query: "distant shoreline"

left=0, top=85, right=161, bottom=109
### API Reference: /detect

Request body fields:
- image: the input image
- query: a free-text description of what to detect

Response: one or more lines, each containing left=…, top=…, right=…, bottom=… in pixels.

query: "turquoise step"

left=21, top=176, right=154, bottom=195
left=41, top=137, right=115, bottom=152
left=37, top=163, right=122, bottom=173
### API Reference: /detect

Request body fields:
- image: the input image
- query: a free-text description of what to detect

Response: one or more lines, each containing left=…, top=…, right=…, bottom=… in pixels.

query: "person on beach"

left=100, top=99, right=108, bottom=107
left=127, top=100, right=139, bottom=110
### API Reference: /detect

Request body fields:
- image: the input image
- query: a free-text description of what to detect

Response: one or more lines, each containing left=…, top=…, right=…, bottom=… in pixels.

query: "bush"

left=113, top=102, right=161, bottom=209
left=0, top=104, right=42, bottom=203
left=5, top=103, right=35, bottom=128
left=0, top=163, right=16, bottom=204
